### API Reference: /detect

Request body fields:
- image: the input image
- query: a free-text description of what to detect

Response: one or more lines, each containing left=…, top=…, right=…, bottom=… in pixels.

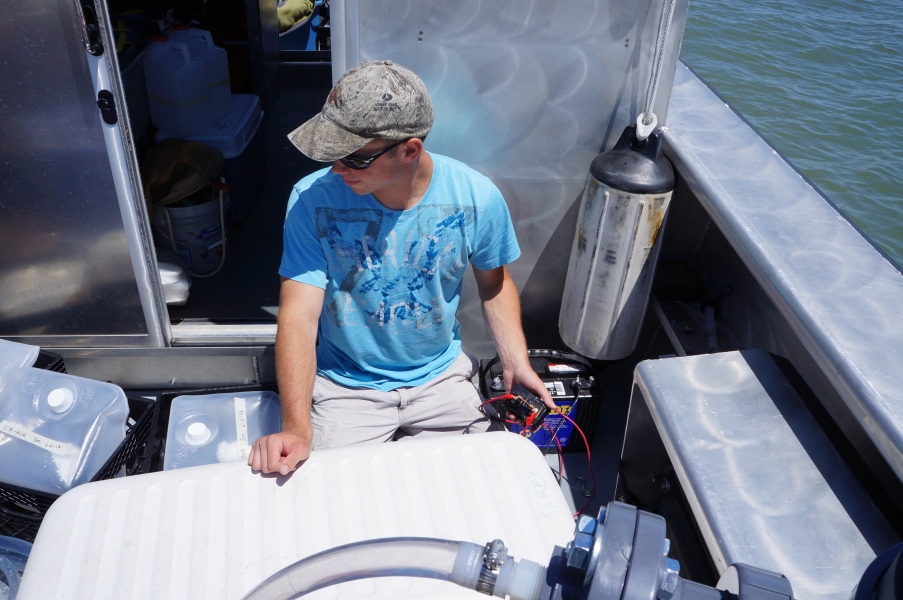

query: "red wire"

left=478, top=394, right=515, bottom=410
left=549, top=405, right=595, bottom=516
left=481, top=394, right=596, bottom=516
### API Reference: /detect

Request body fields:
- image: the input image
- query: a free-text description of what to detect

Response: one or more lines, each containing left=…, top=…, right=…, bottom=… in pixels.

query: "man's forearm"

left=475, top=266, right=554, bottom=407
left=478, top=268, right=529, bottom=369
left=275, top=307, right=318, bottom=437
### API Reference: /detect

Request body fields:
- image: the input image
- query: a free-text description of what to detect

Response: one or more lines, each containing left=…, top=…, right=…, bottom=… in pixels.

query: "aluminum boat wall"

left=332, top=0, right=690, bottom=358
left=0, top=0, right=166, bottom=347
left=663, top=62, right=903, bottom=492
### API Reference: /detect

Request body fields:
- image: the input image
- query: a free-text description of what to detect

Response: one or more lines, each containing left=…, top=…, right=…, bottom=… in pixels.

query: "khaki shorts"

left=309, top=352, right=503, bottom=450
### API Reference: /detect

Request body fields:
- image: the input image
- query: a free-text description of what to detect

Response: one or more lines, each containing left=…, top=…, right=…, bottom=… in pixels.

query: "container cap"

left=47, top=388, right=74, bottom=413
left=150, top=34, right=168, bottom=42
left=173, top=23, right=190, bottom=30
left=185, top=422, right=211, bottom=445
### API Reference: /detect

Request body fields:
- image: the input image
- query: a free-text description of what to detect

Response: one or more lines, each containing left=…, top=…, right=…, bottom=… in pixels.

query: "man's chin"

left=341, top=180, right=369, bottom=195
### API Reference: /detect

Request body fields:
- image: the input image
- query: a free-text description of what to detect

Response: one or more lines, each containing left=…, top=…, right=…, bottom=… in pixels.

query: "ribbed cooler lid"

left=17, top=432, right=574, bottom=599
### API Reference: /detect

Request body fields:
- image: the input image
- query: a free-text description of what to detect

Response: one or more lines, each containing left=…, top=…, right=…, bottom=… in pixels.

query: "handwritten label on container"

left=0, top=420, right=69, bottom=455
left=234, top=397, right=250, bottom=461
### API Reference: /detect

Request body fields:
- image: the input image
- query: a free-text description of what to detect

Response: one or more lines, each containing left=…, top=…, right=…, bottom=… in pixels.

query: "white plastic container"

left=163, top=391, right=281, bottom=470
left=0, top=340, right=38, bottom=372
left=143, top=35, right=211, bottom=138
left=156, top=94, right=261, bottom=159
left=168, top=24, right=232, bottom=118
left=155, top=247, right=192, bottom=305
left=0, top=368, right=129, bottom=495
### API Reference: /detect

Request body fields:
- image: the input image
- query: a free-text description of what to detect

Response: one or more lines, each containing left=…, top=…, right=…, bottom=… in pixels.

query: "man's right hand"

left=248, top=429, right=311, bottom=475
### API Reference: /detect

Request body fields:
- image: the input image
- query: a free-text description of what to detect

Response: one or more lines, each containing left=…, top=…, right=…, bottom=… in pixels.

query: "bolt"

left=483, top=539, right=508, bottom=571
left=683, top=325, right=694, bottom=335
left=658, top=559, right=681, bottom=600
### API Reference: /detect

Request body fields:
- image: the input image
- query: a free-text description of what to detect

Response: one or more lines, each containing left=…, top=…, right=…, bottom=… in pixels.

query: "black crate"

left=142, top=383, right=279, bottom=474
left=32, top=349, right=66, bottom=373
left=0, top=395, right=154, bottom=542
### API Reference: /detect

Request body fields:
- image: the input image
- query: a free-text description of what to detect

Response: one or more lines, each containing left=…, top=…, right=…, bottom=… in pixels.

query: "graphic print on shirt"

left=315, top=204, right=473, bottom=332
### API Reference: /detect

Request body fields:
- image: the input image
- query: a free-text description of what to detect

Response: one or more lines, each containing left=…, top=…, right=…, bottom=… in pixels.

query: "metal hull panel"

left=664, top=62, right=903, bottom=486
left=333, top=0, right=689, bottom=356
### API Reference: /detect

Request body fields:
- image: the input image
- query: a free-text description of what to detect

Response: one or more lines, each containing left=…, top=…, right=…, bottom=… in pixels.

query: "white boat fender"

left=559, top=124, right=675, bottom=360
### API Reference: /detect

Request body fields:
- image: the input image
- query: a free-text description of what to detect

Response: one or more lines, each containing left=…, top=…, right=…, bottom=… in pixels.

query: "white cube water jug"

left=144, top=36, right=209, bottom=137
left=0, top=339, right=38, bottom=373
left=0, top=368, right=129, bottom=495
left=164, top=391, right=281, bottom=471
left=144, top=31, right=229, bottom=139
left=168, top=25, right=232, bottom=118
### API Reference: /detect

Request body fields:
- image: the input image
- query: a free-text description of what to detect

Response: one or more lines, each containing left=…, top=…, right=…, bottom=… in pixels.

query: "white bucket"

left=153, top=194, right=231, bottom=276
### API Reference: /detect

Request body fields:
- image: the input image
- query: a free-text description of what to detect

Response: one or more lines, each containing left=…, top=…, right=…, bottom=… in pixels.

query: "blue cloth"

left=280, top=153, right=521, bottom=391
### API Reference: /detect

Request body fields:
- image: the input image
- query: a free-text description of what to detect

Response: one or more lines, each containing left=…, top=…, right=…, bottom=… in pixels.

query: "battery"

left=479, top=349, right=603, bottom=452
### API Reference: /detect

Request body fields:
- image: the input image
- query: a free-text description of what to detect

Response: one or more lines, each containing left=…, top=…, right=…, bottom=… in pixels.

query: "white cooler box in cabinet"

left=17, top=431, right=574, bottom=599
left=157, top=94, right=265, bottom=224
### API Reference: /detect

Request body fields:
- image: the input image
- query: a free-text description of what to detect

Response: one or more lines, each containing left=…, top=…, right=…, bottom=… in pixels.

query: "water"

left=681, top=0, right=903, bottom=267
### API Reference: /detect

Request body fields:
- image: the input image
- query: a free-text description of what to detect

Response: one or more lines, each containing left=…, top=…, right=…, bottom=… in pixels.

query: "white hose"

left=240, top=537, right=546, bottom=600
left=241, top=537, right=483, bottom=600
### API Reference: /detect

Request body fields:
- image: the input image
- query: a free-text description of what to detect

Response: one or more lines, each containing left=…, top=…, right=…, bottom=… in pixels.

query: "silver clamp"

left=476, top=539, right=508, bottom=595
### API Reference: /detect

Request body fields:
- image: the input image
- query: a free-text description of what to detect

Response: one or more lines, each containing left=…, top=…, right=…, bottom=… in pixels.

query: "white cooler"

left=17, top=432, right=574, bottom=599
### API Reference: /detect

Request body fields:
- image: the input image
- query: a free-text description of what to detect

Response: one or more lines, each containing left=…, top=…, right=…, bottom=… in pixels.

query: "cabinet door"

left=0, top=0, right=167, bottom=347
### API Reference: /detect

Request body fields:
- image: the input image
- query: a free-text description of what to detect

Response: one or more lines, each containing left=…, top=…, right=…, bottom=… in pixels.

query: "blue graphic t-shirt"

left=279, top=153, right=521, bottom=391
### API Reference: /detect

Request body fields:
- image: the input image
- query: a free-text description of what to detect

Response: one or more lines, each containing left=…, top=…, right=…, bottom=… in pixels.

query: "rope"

left=643, top=0, right=678, bottom=126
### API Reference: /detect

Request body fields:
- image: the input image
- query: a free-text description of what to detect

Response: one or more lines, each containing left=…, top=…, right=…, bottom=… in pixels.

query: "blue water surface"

left=681, top=0, right=903, bottom=267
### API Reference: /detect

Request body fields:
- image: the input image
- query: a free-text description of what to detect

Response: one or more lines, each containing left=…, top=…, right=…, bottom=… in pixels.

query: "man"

left=249, top=60, right=553, bottom=476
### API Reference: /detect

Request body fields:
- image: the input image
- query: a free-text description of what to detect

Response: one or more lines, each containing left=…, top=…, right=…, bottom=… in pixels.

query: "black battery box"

left=479, top=349, right=602, bottom=452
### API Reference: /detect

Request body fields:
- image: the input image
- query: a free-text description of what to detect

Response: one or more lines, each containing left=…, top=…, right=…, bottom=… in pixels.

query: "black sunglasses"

left=339, top=139, right=408, bottom=170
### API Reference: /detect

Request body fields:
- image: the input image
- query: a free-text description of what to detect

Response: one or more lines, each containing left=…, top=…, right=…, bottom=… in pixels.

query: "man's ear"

left=401, top=138, right=424, bottom=163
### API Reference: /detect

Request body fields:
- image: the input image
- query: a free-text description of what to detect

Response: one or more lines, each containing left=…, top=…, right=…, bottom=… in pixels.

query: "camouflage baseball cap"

left=288, top=60, right=434, bottom=162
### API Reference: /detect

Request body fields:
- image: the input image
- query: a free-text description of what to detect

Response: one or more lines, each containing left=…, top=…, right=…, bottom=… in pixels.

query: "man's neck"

left=372, top=152, right=434, bottom=211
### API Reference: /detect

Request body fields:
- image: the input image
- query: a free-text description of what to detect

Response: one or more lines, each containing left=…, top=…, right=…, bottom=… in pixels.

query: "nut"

left=576, top=513, right=597, bottom=536
left=658, top=559, right=681, bottom=600
left=566, top=532, right=594, bottom=570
